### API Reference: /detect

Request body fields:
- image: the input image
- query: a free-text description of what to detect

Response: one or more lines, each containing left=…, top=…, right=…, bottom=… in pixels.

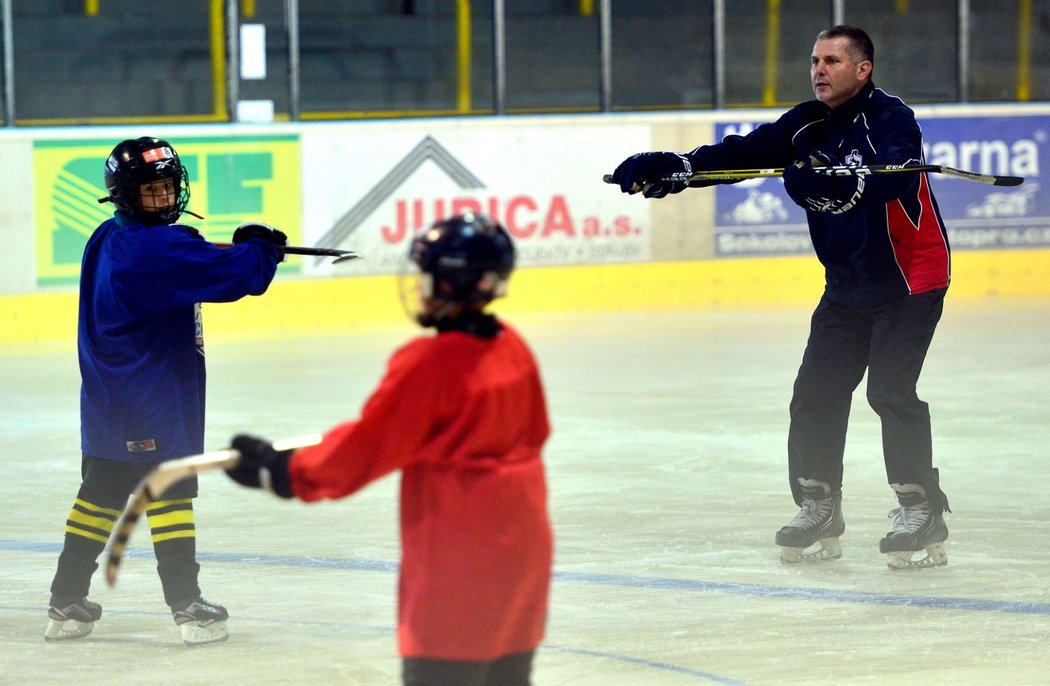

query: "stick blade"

left=331, top=251, right=362, bottom=264
left=932, top=165, right=1026, bottom=187
left=105, top=490, right=151, bottom=586
left=104, top=448, right=240, bottom=587
left=103, top=435, right=322, bottom=587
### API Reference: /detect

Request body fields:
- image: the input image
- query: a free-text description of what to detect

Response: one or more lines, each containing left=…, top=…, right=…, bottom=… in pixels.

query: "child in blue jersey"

left=45, top=136, right=287, bottom=645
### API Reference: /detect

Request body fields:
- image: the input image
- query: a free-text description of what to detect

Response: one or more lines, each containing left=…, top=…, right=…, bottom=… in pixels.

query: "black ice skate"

left=879, top=483, right=948, bottom=570
left=44, top=596, right=102, bottom=641
left=172, top=596, right=229, bottom=646
left=775, top=478, right=845, bottom=563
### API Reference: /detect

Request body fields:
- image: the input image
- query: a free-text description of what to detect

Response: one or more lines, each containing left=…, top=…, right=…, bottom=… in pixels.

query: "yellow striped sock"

left=64, top=498, right=121, bottom=544
left=146, top=498, right=197, bottom=544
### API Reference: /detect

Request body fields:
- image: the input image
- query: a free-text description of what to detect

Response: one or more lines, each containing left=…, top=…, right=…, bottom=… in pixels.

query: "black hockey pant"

left=786, top=288, right=949, bottom=513
left=50, top=454, right=202, bottom=608
left=402, top=650, right=535, bottom=686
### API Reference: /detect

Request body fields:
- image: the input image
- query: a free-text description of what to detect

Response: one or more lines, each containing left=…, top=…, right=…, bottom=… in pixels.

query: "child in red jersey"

left=226, top=213, right=552, bottom=686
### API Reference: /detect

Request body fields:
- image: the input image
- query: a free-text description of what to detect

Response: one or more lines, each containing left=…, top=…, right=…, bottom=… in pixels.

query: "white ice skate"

left=775, top=479, right=845, bottom=563
left=173, top=597, right=229, bottom=646
left=44, top=597, right=102, bottom=641
left=879, top=483, right=948, bottom=570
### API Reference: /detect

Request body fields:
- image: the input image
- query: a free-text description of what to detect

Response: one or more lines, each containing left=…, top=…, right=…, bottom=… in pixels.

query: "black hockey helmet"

left=100, top=136, right=190, bottom=225
left=401, top=213, right=516, bottom=326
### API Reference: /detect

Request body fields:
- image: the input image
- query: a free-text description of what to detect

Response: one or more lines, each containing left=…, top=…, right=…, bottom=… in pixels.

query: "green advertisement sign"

left=34, top=135, right=301, bottom=286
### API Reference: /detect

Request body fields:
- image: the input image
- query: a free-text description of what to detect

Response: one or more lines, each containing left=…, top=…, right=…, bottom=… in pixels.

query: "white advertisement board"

left=0, top=138, right=35, bottom=293
left=300, top=120, right=651, bottom=276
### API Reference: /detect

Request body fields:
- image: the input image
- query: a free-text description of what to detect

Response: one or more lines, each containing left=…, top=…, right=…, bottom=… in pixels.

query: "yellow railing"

left=1017, top=0, right=1032, bottom=101
left=762, top=0, right=780, bottom=107
left=458, top=0, right=472, bottom=112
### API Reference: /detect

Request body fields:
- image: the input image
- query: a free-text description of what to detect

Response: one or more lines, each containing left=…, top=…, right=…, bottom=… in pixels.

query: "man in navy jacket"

left=612, top=25, right=951, bottom=570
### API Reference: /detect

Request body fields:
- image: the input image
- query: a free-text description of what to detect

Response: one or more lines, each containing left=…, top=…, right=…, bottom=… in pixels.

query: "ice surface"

left=3, top=302, right=1048, bottom=685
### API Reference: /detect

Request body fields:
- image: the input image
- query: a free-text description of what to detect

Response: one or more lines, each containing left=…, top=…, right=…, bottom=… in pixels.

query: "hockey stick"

left=602, top=163, right=1024, bottom=187
left=104, top=434, right=323, bottom=587
left=214, top=243, right=362, bottom=264
left=281, top=245, right=361, bottom=264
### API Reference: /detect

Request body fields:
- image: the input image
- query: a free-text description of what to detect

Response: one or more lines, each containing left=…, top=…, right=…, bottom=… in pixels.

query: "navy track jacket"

left=78, top=212, right=280, bottom=463
left=689, top=80, right=951, bottom=308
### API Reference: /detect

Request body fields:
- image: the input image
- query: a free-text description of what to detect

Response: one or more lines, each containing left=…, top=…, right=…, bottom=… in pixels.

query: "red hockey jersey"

left=289, top=322, right=552, bottom=661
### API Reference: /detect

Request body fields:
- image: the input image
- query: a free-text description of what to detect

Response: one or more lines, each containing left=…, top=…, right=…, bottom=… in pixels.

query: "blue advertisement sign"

left=713, top=115, right=1048, bottom=256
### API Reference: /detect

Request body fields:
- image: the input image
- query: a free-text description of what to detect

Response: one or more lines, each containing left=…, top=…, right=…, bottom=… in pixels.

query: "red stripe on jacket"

left=885, top=172, right=951, bottom=295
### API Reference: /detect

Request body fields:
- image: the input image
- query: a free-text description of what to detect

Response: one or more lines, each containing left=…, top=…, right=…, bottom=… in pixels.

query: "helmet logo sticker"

left=141, top=146, right=174, bottom=163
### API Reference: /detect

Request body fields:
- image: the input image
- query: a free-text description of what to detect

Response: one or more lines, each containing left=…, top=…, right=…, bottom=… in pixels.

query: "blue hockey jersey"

left=78, top=212, right=280, bottom=462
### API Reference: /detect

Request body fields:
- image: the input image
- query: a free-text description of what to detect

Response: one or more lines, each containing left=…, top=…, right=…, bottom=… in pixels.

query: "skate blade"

left=886, top=541, right=948, bottom=570
left=44, top=619, right=95, bottom=641
left=180, top=619, right=229, bottom=646
left=779, top=537, right=842, bottom=564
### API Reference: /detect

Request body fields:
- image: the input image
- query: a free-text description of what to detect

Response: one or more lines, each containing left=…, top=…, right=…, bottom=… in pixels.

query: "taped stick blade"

left=104, top=448, right=240, bottom=587
left=104, top=436, right=322, bottom=587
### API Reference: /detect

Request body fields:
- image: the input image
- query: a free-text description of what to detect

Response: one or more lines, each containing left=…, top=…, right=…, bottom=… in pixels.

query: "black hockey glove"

left=226, top=434, right=296, bottom=499
left=783, top=150, right=865, bottom=214
left=232, top=222, right=289, bottom=247
left=611, top=152, right=693, bottom=198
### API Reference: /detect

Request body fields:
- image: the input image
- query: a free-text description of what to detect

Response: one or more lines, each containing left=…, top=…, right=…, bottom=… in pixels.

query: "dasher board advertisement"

left=712, top=114, right=1047, bottom=257
left=300, top=124, right=649, bottom=276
